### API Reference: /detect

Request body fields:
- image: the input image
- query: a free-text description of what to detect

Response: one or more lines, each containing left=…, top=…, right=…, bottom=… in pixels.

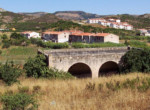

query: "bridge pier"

left=91, top=67, right=99, bottom=78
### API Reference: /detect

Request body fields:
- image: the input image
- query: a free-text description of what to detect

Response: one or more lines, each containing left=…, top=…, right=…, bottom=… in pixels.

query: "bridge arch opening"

left=99, top=61, right=119, bottom=76
left=68, top=63, right=92, bottom=78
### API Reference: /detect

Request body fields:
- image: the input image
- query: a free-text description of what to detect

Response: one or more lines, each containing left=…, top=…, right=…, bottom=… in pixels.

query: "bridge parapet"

left=39, top=47, right=128, bottom=57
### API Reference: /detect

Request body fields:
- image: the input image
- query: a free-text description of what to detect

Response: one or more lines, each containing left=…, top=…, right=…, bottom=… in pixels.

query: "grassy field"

left=0, top=45, right=39, bottom=65
left=0, top=73, right=150, bottom=110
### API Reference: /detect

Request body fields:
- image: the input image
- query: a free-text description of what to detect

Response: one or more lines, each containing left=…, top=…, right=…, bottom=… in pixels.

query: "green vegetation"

left=0, top=61, right=22, bottom=85
left=24, top=54, right=73, bottom=79
left=120, top=36, right=149, bottom=40
left=121, top=49, right=150, bottom=73
left=1, top=92, right=38, bottom=110
left=95, top=77, right=150, bottom=92
left=119, top=14, right=150, bottom=28
left=0, top=46, right=38, bottom=65
left=72, top=42, right=125, bottom=48
left=126, top=40, right=149, bottom=49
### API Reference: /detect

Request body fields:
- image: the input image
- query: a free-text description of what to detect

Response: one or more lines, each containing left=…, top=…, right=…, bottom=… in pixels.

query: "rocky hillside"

left=54, top=11, right=102, bottom=20
left=0, top=8, right=6, bottom=12
left=19, top=12, right=48, bottom=18
left=0, top=10, right=60, bottom=30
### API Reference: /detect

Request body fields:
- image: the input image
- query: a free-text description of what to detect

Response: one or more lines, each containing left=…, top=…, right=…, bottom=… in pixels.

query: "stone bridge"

left=38, top=47, right=128, bottom=78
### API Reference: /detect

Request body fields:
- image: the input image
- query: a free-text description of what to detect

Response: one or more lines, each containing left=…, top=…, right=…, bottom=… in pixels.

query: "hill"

left=0, top=8, right=6, bottom=12
left=102, top=14, right=150, bottom=29
left=0, top=10, right=60, bottom=30
left=54, top=11, right=102, bottom=20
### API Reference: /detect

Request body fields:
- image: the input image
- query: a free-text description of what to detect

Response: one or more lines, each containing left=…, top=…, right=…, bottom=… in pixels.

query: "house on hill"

left=42, top=31, right=70, bottom=43
left=21, top=31, right=41, bottom=39
left=69, top=33, right=119, bottom=43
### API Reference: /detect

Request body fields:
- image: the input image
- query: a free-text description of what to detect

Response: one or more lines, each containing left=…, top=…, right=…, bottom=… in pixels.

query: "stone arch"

left=99, top=61, right=119, bottom=76
left=68, top=62, right=92, bottom=78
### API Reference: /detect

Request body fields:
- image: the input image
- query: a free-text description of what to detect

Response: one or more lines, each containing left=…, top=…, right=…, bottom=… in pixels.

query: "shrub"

left=0, top=50, right=2, bottom=55
left=33, top=85, right=41, bottom=93
left=127, top=40, right=148, bottom=49
left=2, top=40, right=11, bottom=48
left=120, top=49, right=150, bottom=73
left=10, top=32, right=23, bottom=39
left=0, top=61, right=22, bottom=85
left=42, top=42, right=69, bottom=49
left=1, top=93, right=38, bottom=110
left=44, top=68, right=74, bottom=79
left=1, top=34, right=8, bottom=40
left=72, top=42, right=125, bottom=48
left=18, top=86, right=30, bottom=93
left=24, top=54, right=47, bottom=78
left=24, top=55, right=73, bottom=79
left=85, top=82, right=95, bottom=91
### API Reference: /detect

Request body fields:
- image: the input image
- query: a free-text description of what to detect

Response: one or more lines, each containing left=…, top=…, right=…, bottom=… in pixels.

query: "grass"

left=0, top=46, right=40, bottom=65
left=72, top=42, right=125, bottom=48
left=0, top=73, right=150, bottom=110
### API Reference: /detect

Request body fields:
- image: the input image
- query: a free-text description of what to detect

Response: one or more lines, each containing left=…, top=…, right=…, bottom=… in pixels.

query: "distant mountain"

left=54, top=11, right=102, bottom=20
left=19, top=12, right=48, bottom=18
left=139, top=14, right=150, bottom=19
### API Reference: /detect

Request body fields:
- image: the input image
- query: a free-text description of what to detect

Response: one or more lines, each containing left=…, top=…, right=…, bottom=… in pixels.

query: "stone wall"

left=38, top=47, right=128, bottom=78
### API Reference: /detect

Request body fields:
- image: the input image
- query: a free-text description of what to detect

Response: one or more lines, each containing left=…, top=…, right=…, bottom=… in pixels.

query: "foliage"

left=0, top=50, right=2, bottom=55
left=41, top=41, right=69, bottom=49
left=120, top=49, right=150, bottom=73
left=0, top=61, right=22, bottom=85
left=96, top=77, right=150, bottom=92
left=2, top=39, right=11, bottom=48
left=120, top=36, right=148, bottom=40
left=24, top=54, right=73, bottom=79
left=1, top=34, right=8, bottom=40
left=72, top=42, right=125, bottom=48
left=18, top=86, right=30, bottom=93
left=0, top=93, right=38, bottom=110
left=119, top=14, right=150, bottom=28
left=24, top=54, right=47, bottom=78
left=10, top=32, right=30, bottom=46
left=127, top=40, right=149, bottom=49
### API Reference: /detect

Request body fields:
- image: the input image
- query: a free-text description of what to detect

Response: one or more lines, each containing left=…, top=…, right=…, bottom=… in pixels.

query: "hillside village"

left=21, top=31, right=119, bottom=43
left=87, top=18, right=133, bottom=30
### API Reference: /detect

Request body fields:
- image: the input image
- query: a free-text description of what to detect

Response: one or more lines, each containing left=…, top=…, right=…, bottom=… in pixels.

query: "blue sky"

left=0, top=0, right=150, bottom=15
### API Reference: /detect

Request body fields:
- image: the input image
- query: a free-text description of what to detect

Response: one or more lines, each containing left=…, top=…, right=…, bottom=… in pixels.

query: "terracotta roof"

left=71, top=32, right=110, bottom=37
left=21, top=31, right=34, bottom=34
left=71, top=32, right=95, bottom=36
left=94, top=33, right=110, bottom=37
left=89, top=18, right=105, bottom=21
left=43, top=31, right=64, bottom=35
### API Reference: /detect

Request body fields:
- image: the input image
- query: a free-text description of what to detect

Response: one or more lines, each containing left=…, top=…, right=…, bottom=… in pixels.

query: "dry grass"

left=1, top=73, right=150, bottom=110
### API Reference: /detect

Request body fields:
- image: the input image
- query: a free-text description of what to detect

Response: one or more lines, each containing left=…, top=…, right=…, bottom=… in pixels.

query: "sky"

left=0, top=0, right=150, bottom=15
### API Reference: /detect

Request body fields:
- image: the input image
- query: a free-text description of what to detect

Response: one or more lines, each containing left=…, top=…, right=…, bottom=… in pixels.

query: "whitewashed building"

left=88, top=18, right=133, bottom=30
left=87, top=18, right=106, bottom=24
left=42, top=31, right=70, bottom=43
left=21, top=32, right=41, bottom=39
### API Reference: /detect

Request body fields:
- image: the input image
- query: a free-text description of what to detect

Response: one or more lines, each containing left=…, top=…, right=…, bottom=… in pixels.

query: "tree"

left=120, top=49, right=150, bottom=73
left=0, top=61, right=22, bottom=85
left=24, top=54, right=47, bottom=78
left=24, top=54, right=73, bottom=79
